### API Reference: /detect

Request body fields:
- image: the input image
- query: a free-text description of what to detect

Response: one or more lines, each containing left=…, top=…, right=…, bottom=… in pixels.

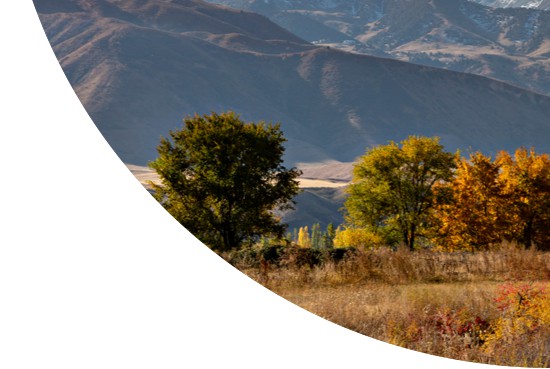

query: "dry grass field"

left=229, top=244, right=550, bottom=367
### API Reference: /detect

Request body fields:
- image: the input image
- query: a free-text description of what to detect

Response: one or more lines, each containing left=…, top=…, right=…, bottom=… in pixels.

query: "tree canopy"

left=432, top=152, right=507, bottom=251
left=343, top=136, right=456, bottom=250
left=432, top=148, right=550, bottom=251
left=148, top=111, right=301, bottom=251
left=496, top=148, right=550, bottom=249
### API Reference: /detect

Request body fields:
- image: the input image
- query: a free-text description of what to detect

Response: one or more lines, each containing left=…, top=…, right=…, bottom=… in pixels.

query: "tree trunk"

left=409, top=226, right=416, bottom=251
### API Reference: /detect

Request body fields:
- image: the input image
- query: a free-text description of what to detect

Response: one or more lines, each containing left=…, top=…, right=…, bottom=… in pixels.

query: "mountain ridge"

left=206, top=0, right=550, bottom=96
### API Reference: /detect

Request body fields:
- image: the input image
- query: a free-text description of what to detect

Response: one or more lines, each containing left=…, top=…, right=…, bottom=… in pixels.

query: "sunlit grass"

left=228, top=244, right=550, bottom=366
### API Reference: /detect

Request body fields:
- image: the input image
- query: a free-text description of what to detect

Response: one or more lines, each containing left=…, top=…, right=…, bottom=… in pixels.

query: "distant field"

left=126, top=162, right=352, bottom=189
left=127, top=162, right=351, bottom=229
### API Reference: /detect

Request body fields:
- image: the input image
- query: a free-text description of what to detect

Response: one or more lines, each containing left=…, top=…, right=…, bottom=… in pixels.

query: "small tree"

left=149, top=112, right=302, bottom=252
left=321, top=223, right=336, bottom=249
left=333, top=225, right=385, bottom=249
left=297, top=226, right=311, bottom=248
left=344, top=136, right=456, bottom=250
left=310, top=223, right=322, bottom=249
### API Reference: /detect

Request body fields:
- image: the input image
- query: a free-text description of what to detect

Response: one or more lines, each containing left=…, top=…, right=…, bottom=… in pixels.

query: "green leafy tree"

left=344, top=136, right=456, bottom=250
left=148, top=112, right=302, bottom=252
left=321, top=223, right=336, bottom=249
left=311, top=223, right=322, bottom=249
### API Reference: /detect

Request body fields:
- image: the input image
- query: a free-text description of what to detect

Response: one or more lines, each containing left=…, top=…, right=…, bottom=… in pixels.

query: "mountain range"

left=34, top=0, right=550, bottom=229
left=206, top=0, right=550, bottom=96
left=35, top=0, right=550, bottom=165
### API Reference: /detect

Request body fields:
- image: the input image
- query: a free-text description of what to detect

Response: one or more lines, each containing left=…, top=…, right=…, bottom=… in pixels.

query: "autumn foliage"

left=497, top=149, right=550, bottom=249
left=342, top=138, right=550, bottom=251
left=434, top=148, right=550, bottom=251
left=433, top=152, right=507, bottom=251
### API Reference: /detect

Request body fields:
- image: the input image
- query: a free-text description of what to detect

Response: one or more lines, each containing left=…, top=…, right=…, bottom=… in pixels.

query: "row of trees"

left=287, top=223, right=336, bottom=249
left=342, top=136, right=550, bottom=251
left=149, top=111, right=549, bottom=253
left=434, top=148, right=550, bottom=251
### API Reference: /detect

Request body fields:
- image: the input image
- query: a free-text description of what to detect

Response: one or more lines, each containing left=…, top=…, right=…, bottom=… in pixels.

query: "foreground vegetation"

left=224, top=243, right=550, bottom=367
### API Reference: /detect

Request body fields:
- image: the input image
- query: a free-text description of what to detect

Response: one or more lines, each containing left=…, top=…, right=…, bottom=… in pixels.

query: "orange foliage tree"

left=433, top=148, right=550, bottom=251
left=432, top=152, right=507, bottom=251
left=496, top=148, right=550, bottom=250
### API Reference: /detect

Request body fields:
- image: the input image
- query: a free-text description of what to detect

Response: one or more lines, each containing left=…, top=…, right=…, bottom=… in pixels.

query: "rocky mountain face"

left=472, top=0, right=550, bottom=10
left=206, top=0, right=550, bottom=96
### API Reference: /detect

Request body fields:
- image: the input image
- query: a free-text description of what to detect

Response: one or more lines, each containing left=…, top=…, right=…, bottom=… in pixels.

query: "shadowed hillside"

left=35, top=0, right=550, bottom=169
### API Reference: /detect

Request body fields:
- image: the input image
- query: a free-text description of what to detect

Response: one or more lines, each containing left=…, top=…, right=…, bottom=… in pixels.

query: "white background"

left=0, top=1, right=509, bottom=368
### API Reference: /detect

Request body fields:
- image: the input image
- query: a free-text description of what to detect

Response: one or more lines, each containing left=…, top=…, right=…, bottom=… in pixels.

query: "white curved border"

left=0, top=1, right=509, bottom=368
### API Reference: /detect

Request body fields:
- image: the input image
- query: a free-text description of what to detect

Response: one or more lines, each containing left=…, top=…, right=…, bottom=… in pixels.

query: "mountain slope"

left=35, top=0, right=550, bottom=170
left=206, top=0, right=550, bottom=96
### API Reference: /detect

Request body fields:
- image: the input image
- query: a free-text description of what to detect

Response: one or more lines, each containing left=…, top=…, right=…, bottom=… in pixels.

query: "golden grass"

left=274, top=282, right=503, bottom=363
left=238, top=243, right=550, bottom=288
left=232, top=245, right=550, bottom=366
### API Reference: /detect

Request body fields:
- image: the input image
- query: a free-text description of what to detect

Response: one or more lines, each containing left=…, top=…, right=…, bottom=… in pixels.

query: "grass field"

left=228, top=244, right=550, bottom=367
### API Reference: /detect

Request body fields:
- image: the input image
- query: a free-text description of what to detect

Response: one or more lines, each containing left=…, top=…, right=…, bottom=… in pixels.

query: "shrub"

left=482, top=282, right=550, bottom=366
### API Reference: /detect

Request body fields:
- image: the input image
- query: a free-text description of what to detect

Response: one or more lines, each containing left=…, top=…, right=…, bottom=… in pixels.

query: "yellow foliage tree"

left=297, top=226, right=311, bottom=248
left=496, top=148, right=550, bottom=250
left=333, top=226, right=385, bottom=249
left=433, top=152, right=507, bottom=251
